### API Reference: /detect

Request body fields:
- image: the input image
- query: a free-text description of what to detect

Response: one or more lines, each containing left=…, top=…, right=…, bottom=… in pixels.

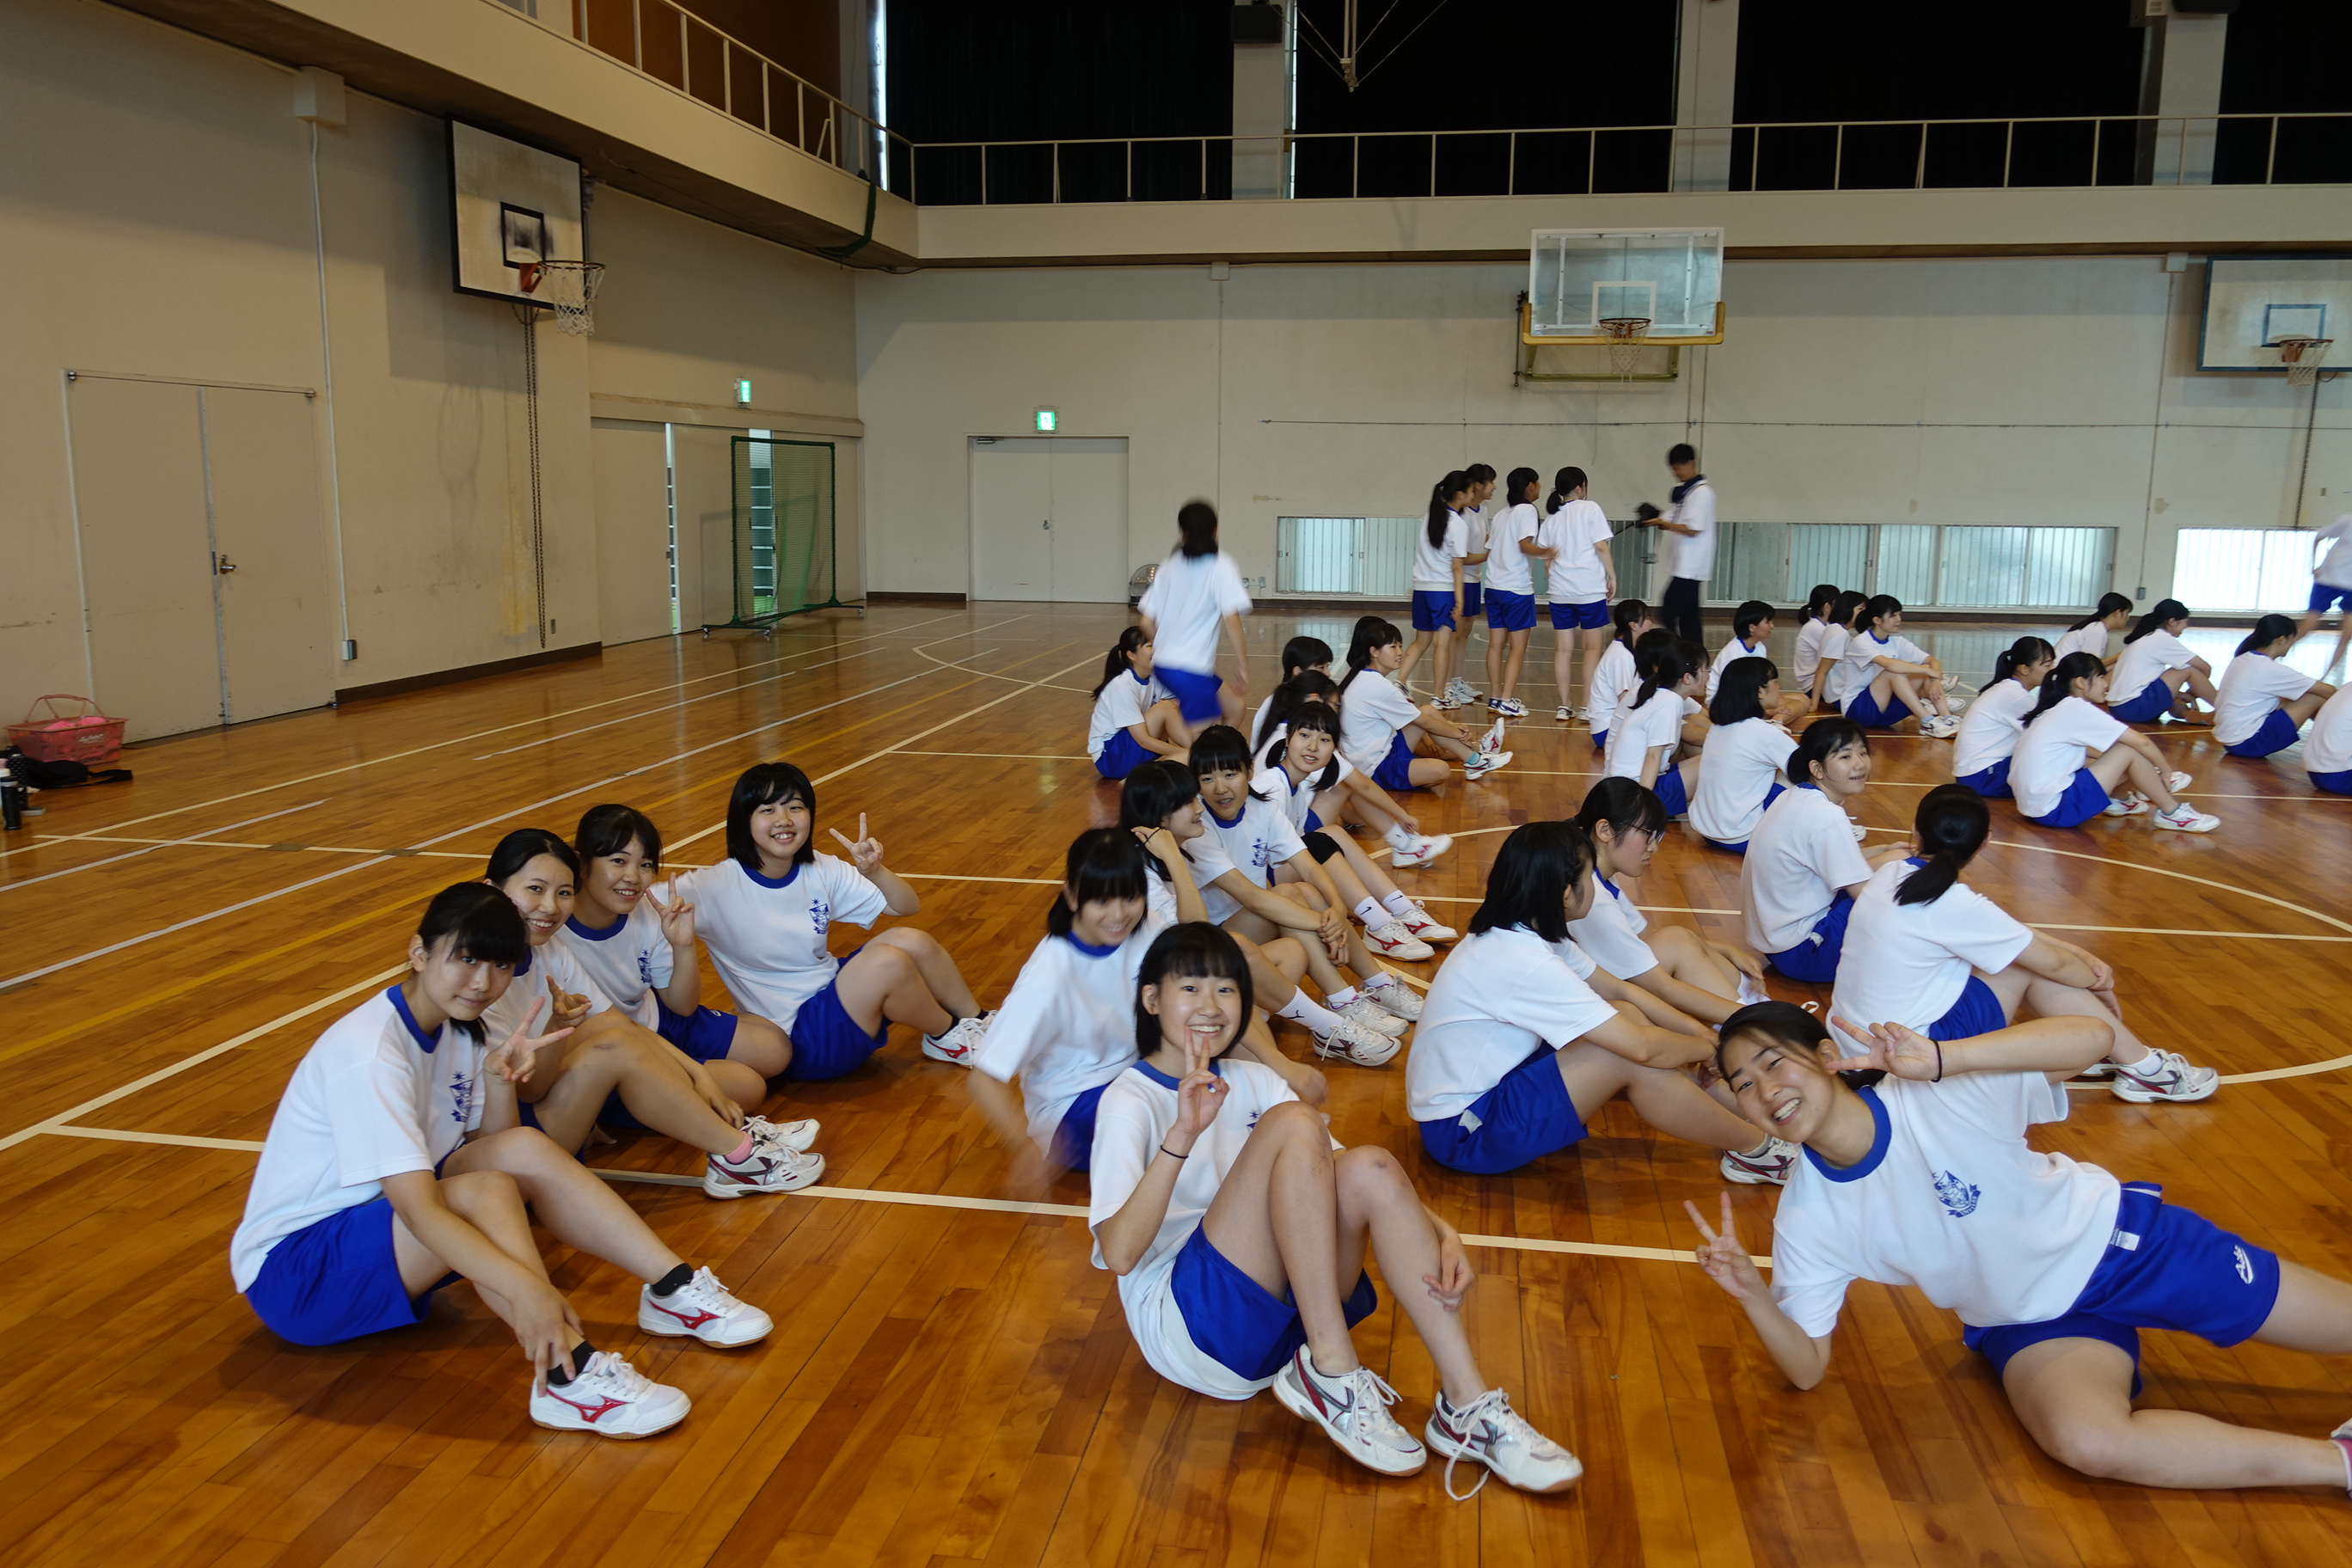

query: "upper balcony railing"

left=504, top=0, right=915, bottom=194
left=904, top=112, right=2352, bottom=206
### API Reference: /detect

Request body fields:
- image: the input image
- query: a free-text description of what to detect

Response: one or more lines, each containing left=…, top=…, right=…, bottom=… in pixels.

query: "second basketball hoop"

left=517, top=260, right=607, bottom=336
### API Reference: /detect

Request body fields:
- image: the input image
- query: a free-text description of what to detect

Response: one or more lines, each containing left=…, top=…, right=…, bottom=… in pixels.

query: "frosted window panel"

left=1877, top=526, right=1939, bottom=604
left=1706, top=521, right=1789, bottom=605
left=2023, top=529, right=2113, bottom=609
left=1787, top=525, right=1870, bottom=602
left=1362, top=518, right=1416, bottom=599
left=1937, top=527, right=2028, bottom=608
left=2171, top=528, right=2317, bottom=613
left=1279, top=517, right=1361, bottom=594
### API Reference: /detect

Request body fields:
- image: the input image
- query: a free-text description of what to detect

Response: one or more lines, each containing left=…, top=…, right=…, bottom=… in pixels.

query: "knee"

left=440, top=1167, right=523, bottom=1214
left=886, top=928, right=946, bottom=961
left=1258, top=1099, right=1329, bottom=1148
left=1333, top=1143, right=1410, bottom=1202
left=2036, top=1418, right=2132, bottom=1480
left=471, top=1124, right=570, bottom=1172
left=862, top=945, right=920, bottom=986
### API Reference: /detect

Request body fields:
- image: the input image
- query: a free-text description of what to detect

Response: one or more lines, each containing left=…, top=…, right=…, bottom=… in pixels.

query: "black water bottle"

left=1, top=755, right=25, bottom=831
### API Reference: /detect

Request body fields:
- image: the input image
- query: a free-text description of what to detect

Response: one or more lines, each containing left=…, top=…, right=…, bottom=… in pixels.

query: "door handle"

left=1042, top=519, right=1051, bottom=530
left=215, top=554, right=239, bottom=574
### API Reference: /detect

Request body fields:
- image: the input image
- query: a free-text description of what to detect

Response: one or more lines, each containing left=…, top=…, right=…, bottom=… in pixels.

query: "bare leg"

left=1197, top=1101, right=1362, bottom=1375
left=1499, top=628, right=1532, bottom=700
left=726, top=1011, right=793, bottom=1078
left=1551, top=626, right=1575, bottom=715
left=1226, top=907, right=1353, bottom=997
left=1332, top=1145, right=1485, bottom=1405
left=1552, top=1038, right=1769, bottom=1152
left=831, top=942, right=951, bottom=1037
left=1232, top=1015, right=1328, bottom=1107
left=1323, top=830, right=1405, bottom=904
left=521, top=1017, right=747, bottom=1159
left=705, top=1057, right=767, bottom=1110
left=1142, top=701, right=1191, bottom=759
left=2084, top=746, right=2184, bottom=812
left=2282, top=687, right=2332, bottom=726
left=1647, top=925, right=1742, bottom=1000
left=1273, top=882, right=1386, bottom=979
left=432, top=1125, right=684, bottom=1283
left=1973, top=965, right=2152, bottom=1068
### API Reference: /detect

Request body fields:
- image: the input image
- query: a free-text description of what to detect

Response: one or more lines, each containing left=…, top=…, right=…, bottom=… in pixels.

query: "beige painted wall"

left=854, top=256, right=2347, bottom=605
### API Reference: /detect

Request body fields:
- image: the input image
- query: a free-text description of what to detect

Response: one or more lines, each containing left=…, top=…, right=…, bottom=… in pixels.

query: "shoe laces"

left=671, top=1265, right=743, bottom=1315
left=575, top=1351, right=652, bottom=1398
left=1326, top=1365, right=1413, bottom=1446
left=1438, top=1388, right=1559, bottom=1499
left=1369, top=920, right=1412, bottom=946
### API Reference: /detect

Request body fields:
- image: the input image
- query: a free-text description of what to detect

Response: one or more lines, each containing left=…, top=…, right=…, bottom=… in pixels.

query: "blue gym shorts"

left=2313, top=768, right=2352, bottom=795
left=1843, top=684, right=1920, bottom=729
left=1461, top=582, right=1484, bottom=616
left=1957, top=759, right=2012, bottom=799
left=2309, top=583, right=2352, bottom=615
left=1372, top=732, right=1421, bottom=793
left=1654, top=766, right=1690, bottom=818
left=1155, top=665, right=1225, bottom=724
left=2027, top=766, right=2113, bottom=828
left=1549, top=597, right=1610, bottom=631
left=2108, top=683, right=2173, bottom=724
left=1926, top=975, right=2007, bottom=1041
left=1485, top=589, right=1536, bottom=633
left=782, top=949, right=891, bottom=1081
left=1410, top=590, right=1458, bottom=632
left=1094, top=727, right=1153, bottom=780
left=1049, top=1080, right=1112, bottom=1172
left=1416, top=1045, right=1583, bottom=1174
left=1765, top=889, right=1854, bottom=984
left=1170, top=1225, right=1377, bottom=1382
left=2224, top=707, right=2300, bottom=759
left=245, top=1195, right=458, bottom=1346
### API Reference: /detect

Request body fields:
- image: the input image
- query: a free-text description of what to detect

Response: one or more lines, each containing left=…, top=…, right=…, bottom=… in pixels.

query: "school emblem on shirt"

left=637, top=952, right=656, bottom=988
left=810, top=898, right=831, bottom=936
left=1934, top=1170, right=1981, bottom=1218
left=448, top=1069, right=478, bottom=1127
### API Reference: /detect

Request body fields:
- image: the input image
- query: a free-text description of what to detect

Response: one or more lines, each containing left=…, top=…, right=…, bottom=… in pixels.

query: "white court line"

left=0, top=800, right=324, bottom=895
left=902, top=750, right=1093, bottom=762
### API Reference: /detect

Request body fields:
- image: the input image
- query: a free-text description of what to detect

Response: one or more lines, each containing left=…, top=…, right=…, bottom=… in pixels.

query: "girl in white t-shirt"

left=479, top=829, right=822, bottom=1197
left=1249, top=636, right=1336, bottom=750
left=674, top=762, right=993, bottom=1078
left=1813, top=591, right=1868, bottom=711
left=1586, top=598, right=1655, bottom=752
left=2052, top=592, right=2134, bottom=671
left=1335, top=616, right=1507, bottom=791
left=1706, top=601, right=1811, bottom=724
left=1837, top=596, right=1962, bottom=737
left=2106, top=599, right=2216, bottom=726
left=1828, top=785, right=2218, bottom=1102
left=1540, top=467, right=1618, bottom=723
left=1741, top=720, right=1913, bottom=983
left=1089, top=922, right=1582, bottom=1496
left=1791, top=584, right=1841, bottom=709
left=235, top=883, right=769, bottom=1436
left=1255, top=673, right=1450, bottom=869
left=1478, top=468, right=1547, bottom=718
left=1443, top=464, right=1499, bottom=708
left=2012, top=655, right=2219, bottom=832
left=1691, top=657, right=1798, bottom=851
left=1951, top=636, right=2055, bottom=798
left=1408, top=820, right=1796, bottom=1185
left=1257, top=701, right=1456, bottom=954
left=1087, top=628, right=1188, bottom=779
left=2306, top=683, right=2352, bottom=794
left=1696, top=1001, right=2352, bottom=1498
left=1399, top=473, right=1473, bottom=699
left=2215, top=616, right=2338, bottom=759
left=1135, top=501, right=1254, bottom=743
left=1602, top=639, right=1706, bottom=818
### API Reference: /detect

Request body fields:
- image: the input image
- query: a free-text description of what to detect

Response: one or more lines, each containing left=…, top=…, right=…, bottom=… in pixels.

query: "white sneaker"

left=2153, top=804, right=2220, bottom=833
left=638, top=1267, right=774, bottom=1346
left=1389, top=833, right=1454, bottom=869
left=1334, top=995, right=1410, bottom=1037
left=1362, top=921, right=1435, bottom=961
left=2163, top=770, right=2192, bottom=793
left=1271, top=1350, right=1425, bottom=1477
left=1577, top=706, right=1596, bottom=724
left=530, top=1352, right=689, bottom=1438
left=2102, top=796, right=2150, bottom=817
left=1555, top=706, right=1572, bottom=722
left=1362, top=977, right=1423, bottom=1020
left=743, top=1114, right=819, bottom=1153
left=1920, top=715, right=1959, bottom=738
left=2110, top=1049, right=2220, bottom=1104
left=1432, top=695, right=1461, bottom=711
left=1849, top=821, right=1869, bottom=842
left=1398, top=905, right=1458, bottom=942
left=1308, top=1014, right=1401, bottom=1066
left=704, top=1134, right=824, bottom=1197
left=1445, top=677, right=1479, bottom=705
left=1425, top=1388, right=1583, bottom=1498
left=922, top=1012, right=991, bottom=1064
left=1736, top=973, right=1771, bottom=1007
left=1489, top=695, right=1528, bottom=718
left=1720, top=1137, right=1799, bottom=1185
left=1462, top=750, right=1512, bottom=781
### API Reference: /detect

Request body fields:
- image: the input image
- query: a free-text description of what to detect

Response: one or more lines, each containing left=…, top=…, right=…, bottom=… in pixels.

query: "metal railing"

left=501, top=0, right=913, bottom=194
left=908, top=111, right=2352, bottom=206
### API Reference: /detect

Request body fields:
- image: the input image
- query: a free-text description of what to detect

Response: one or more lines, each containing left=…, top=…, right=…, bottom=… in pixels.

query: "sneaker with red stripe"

left=638, top=1266, right=773, bottom=1346
left=530, top=1352, right=689, bottom=1439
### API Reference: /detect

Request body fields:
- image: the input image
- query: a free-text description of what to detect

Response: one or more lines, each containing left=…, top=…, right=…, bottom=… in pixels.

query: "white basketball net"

left=522, top=260, right=606, bottom=336
left=1598, top=316, right=1652, bottom=375
left=2277, top=335, right=2332, bottom=388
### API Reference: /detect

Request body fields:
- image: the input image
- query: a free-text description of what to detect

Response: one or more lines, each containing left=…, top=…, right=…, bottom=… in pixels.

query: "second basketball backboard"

left=1528, top=228, right=1725, bottom=341
left=448, top=119, right=585, bottom=303
left=2199, top=256, right=2349, bottom=372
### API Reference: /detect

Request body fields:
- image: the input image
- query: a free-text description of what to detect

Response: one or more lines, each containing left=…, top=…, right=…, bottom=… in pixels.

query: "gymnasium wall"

left=853, top=256, right=2348, bottom=608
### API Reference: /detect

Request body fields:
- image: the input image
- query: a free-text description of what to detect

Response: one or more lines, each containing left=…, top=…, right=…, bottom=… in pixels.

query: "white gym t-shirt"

left=1665, top=481, right=1716, bottom=580
left=1602, top=686, right=1686, bottom=781
left=1088, top=671, right=1158, bottom=763
left=1136, top=551, right=1253, bottom=675
left=2010, top=695, right=2128, bottom=818
left=1740, top=785, right=1872, bottom=954
left=1827, top=859, right=2035, bottom=1057
left=1407, top=926, right=1614, bottom=1124
left=1706, top=634, right=1770, bottom=701
left=671, top=854, right=889, bottom=1028
left=1481, top=502, right=1540, bottom=596
left=1411, top=511, right=1469, bottom=593
left=1565, top=873, right=1656, bottom=980
left=1690, top=717, right=1797, bottom=844
left=1951, top=677, right=2037, bottom=779
left=554, top=901, right=672, bottom=1030
left=1200, top=795, right=1307, bottom=890
left=1792, top=618, right=1829, bottom=695
left=1542, top=499, right=1614, bottom=603
left=969, top=916, right=1171, bottom=1153
left=1588, top=641, right=1637, bottom=735
left=2305, top=684, right=2352, bottom=775
left=479, top=937, right=613, bottom=1049
left=2214, top=652, right=2315, bottom=746
left=2108, top=630, right=2191, bottom=707
left=1336, top=667, right=1421, bottom=774
left=2051, top=623, right=2110, bottom=667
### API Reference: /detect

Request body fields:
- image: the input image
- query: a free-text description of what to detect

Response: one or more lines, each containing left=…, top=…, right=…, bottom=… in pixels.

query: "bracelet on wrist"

left=1158, top=1144, right=1189, bottom=1161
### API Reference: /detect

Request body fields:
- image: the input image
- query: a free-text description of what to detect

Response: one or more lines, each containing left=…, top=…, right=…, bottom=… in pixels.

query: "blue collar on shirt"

left=1803, top=1085, right=1890, bottom=1181
left=513, top=947, right=534, bottom=980
left=1130, top=670, right=1149, bottom=687
left=1064, top=933, right=1124, bottom=959
left=1133, top=1057, right=1225, bottom=1090
left=1204, top=803, right=1246, bottom=830
left=746, top=860, right=803, bottom=890
left=386, top=984, right=439, bottom=1055
left=1670, top=474, right=1706, bottom=504
left=565, top=912, right=627, bottom=941
left=1598, top=875, right=1622, bottom=900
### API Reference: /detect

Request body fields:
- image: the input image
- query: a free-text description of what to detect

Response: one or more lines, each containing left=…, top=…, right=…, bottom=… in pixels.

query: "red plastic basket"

left=9, top=695, right=127, bottom=766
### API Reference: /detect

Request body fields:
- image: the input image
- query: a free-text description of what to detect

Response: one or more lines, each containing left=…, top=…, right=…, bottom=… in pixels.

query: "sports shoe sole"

left=638, top=1299, right=774, bottom=1346
left=1423, top=1425, right=1583, bottom=1494
left=2109, top=1076, right=2219, bottom=1104
left=702, top=1154, right=825, bottom=1197
left=1718, top=1155, right=1792, bottom=1185
left=1271, top=1366, right=1425, bottom=1477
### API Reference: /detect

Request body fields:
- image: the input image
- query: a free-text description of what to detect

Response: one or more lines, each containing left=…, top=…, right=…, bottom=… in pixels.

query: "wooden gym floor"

left=3, top=601, right=2349, bottom=1568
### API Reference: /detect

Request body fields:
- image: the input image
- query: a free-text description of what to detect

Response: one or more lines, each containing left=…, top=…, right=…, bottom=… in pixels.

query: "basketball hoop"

left=1597, top=316, right=1652, bottom=375
left=2276, top=335, right=2332, bottom=388
left=517, top=260, right=606, bottom=336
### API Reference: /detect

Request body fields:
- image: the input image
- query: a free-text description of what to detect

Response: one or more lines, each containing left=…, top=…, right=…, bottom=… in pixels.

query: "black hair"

left=487, top=827, right=579, bottom=885
left=1789, top=716, right=1867, bottom=787
left=1279, top=635, right=1334, bottom=679
left=1632, top=635, right=1704, bottom=711
left=1466, top=462, right=1497, bottom=486
left=1047, top=828, right=1151, bottom=938
left=1546, top=466, right=1588, bottom=513
left=1992, top=635, right=2055, bottom=684
left=2067, top=591, right=2134, bottom=633
left=1667, top=442, right=1697, bottom=467
left=573, top=803, right=663, bottom=869
left=1576, top=774, right=1669, bottom=844
left=413, top=883, right=530, bottom=1042
left=1185, top=724, right=1265, bottom=804
left=1338, top=616, right=1404, bottom=707
left=1611, top=597, right=1650, bottom=649
left=1828, top=590, right=1869, bottom=631
left=1134, top=922, right=1253, bottom=1057
left=725, top=761, right=816, bottom=871
left=1859, top=594, right=1902, bottom=635
left=2124, top=599, right=2190, bottom=644
left=1708, top=656, right=1779, bottom=726
left=2238, top=612, right=2298, bottom=657
left=1504, top=465, right=1541, bottom=507
left=1257, top=670, right=1340, bottom=750
left=1896, top=784, right=1989, bottom=907
left=1732, top=600, right=1774, bottom=642
left=1714, top=999, right=1837, bottom=1082
left=1093, top=626, right=1150, bottom=699
left=1426, top=470, right=1471, bottom=549
left=1804, top=583, right=1841, bottom=622
left=2021, top=652, right=2104, bottom=727
left=1176, top=499, right=1219, bottom=558
left=1466, top=821, right=1594, bottom=945
left=1118, top=759, right=1204, bottom=886
left=1264, top=700, right=1344, bottom=792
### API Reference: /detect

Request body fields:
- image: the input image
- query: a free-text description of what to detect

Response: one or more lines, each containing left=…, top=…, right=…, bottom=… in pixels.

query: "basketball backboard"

left=2198, top=256, right=2350, bottom=372
left=1527, top=228, right=1725, bottom=342
left=449, top=120, right=585, bottom=303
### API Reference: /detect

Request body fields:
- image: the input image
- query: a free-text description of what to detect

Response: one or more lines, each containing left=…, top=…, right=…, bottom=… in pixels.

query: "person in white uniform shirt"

left=233, top=884, right=772, bottom=1438
left=1253, top=673, right=1452, bottom=870
left=1694, top=1000, right=2352, bottom=1499
left=2052, top=592, right=2134, bottom=671
left=1791, top=585, right=1841, bottom=711
left=1602, top=639, right=1706, bottom=818
left=2299, top=511, right=2352, bottom=676
left=1136, top=500, right=1254, bottom=743
left=1638, top=442, right=1715, bottom=645
left=1586, top=599, right=1655, bottom=752
left=1828, top=785, right=2219, bottom=1103
left=1086, top=628, right=1189, bottom=779
left=1089, top=922, right=1583, bottom=1497
left=1835, top=596, right=1963, bottom=738
left=1741, top=720, right=1913, bottom=983
left=476, top=829, right=822, bottom=1197
left=2105, top=600, right=2216, bottom=726
left=1249, top=635, right=1335, bottom=750
left=1478, top=467, right=1547, bottom=718
left=2306, top=683, right=2352, bottom=794
left=1398, top=473, right=1473, bottom=702
left=1951, top=637, right=2055, bottom=798
left=1690, top=657, right=1798, bottom=852
left=1705, top=601, right=1810, bottom=723
left=2215, top=615, right=2338, bottom=760
left=1408, top=821, right=1797, bottom=1186
left=2011, top=654, right=2220, bottom=832
left=1334, top=616, right=1508, bottom=789
left=1813, top=591, right=1868, bottom=711
left=1442, top=464, right=1498, bottom=707
left=1540, top=467, right=1618, bottom=723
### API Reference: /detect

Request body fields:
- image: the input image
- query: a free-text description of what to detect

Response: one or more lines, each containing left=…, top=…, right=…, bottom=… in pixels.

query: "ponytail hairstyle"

left=725, top=761, right=817, bottom=871
left=1804, top=583, right=1841, bottom=623
left=1732, top=599, right=1774, bottom=643
left=1789, top=716, right=1868, bottom=788
left=1828, top=589, right=1869, bottom=632
left=1992, top=635, right=2055, bottom=685
left=2068, top=591, right=2134, bottom=633
left=1092, top=625, right=1149, bottom=699
left=1427, top=469, right=1472, bottom=548
left=487, top=826, right=579, bottom=885
left=413, top=884, right=530, bottom=1042
left=1504, top=465, right=1541, bottom=509
left=1185, top=724, right=1268, bottom=805
left=1895, top=784, right=1990, bottom=907
left=1176, top=499, right=1219, bottom=558
left=1340, top=615, right=1404, bottom=701
left=1547, top=466, right=1589, bottom=514
left=1046, top=828, right=1151, bottom=937
left=574, top=803, right=664, bottom=869
left=1858, top=594, right=1903, bottom=639
left=1466, top=462, right=1497, bottom=491
left=2237, top=612, right=2299, bottom=657
left=2021, top=652, right=2104, bottom=726
left=1611, top=596, right=1651, bottom=649
left=1265, top=700, right=1344, bottom=790
left=1575, top=774, right=1669, bottom=848
left=1118, top=759, right=1204, bottom=882
left=1134, top=922, right=1253, bottom=1057
left=1256, top=670, right=1340, bottom=750
left=2124, top=598, right=2189, bottom=644
left=1632, top=635, right=1704, bottom=712
left=1467, top=821, right=1594, bottom=943
left=1278, top=634, right=1334, bottom=680
left=1708, top=656, right=1779, bottom=726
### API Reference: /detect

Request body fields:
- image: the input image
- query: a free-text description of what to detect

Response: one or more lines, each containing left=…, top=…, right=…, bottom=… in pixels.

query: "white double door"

left=67, top=377, right=332, bottom=740
left=970, top=436, right=1129, bottom=602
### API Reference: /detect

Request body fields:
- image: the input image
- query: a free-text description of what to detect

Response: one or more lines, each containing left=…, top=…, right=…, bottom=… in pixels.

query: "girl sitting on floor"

left=1832, top=595, right=1962, bottom=737
left=2106, top=600, right=2216, bottom=726
left=1689, top=656, right=1798, bottom=853
left=1335, top=616, right=1508, bottom=788
left=1087, top=628, right=1189, bottom=779
left=1951, top=636, right=2055, bottom=798
left=2011, top=653, right=2220, bottom=832
left=1255, top=672, right=1451, bottom=869
left=1602, top=638, right=1706, bottom=818
left=2214, top=615, right=2337, bottom=760
left=1738, top=720, right=1910, bottom=984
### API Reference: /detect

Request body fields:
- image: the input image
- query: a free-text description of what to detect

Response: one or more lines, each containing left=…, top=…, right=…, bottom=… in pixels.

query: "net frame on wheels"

left=702, top=434, right=859, bottom=637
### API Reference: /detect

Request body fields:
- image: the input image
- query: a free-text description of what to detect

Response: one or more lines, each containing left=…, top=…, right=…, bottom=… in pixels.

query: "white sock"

left=1383, top=823, right=1414, bottom=851
left=1277, top=991, right=1343, bottom=1032
left=1381, top=891, right=1418, bottom=919
left=1354, top=897, right=1387, bottom=928
left=1325, top=985, right=1360, bottom=1009
left=1363, top=972, right=1398, bottom=993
